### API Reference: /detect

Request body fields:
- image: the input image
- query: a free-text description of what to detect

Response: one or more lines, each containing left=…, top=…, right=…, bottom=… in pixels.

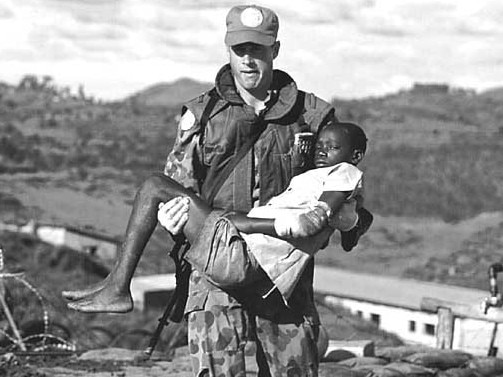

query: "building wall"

left=453, top=317, right=503, bottom=356
left=130, top=274, right=177, bottom=311
left=324, top=295, right=503, bottom=356
left=64, top=231, right=118, bottom=260
left=36, top=226, right=66, bottom=246
left=34, top=225, right=118, bottom=260
left=325, top=295, right=437, bottom=347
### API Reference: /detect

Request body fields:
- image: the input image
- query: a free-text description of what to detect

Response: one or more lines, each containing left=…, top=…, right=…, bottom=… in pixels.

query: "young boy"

left=64, top=122, right=372, bottom=311
left=159, top=121, right=370, bottom=302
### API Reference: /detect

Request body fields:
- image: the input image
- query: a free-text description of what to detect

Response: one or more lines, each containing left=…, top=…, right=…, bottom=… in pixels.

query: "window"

left=84, top=245, right=97, bottom=255
left=370, top=313, right=380, bottom=327
left=356, top=310, right=363, bottom=318
left=409, top=320, right=416, bottom=332
left=424, top=323, right=435, bottom=336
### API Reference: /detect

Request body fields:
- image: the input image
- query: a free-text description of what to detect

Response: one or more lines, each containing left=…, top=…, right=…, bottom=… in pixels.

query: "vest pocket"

left=202, top=143, right=224, bottom=166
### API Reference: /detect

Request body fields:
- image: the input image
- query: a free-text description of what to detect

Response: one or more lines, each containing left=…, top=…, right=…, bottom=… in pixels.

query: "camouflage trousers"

left=187, top=304, right=319, bottom=377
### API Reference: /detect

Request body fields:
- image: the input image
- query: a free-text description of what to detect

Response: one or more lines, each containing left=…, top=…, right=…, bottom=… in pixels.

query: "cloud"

left=0, top=4, right=14, bottom=19
left=1, top=0, right=503, bottom=101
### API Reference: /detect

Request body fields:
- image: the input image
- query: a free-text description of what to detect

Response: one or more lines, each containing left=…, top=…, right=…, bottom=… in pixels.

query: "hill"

left=331, top=83, right=503, bottom=221
left=480, top=87, right=503, bottom=102
left=128, top=78, right=213, bottom=108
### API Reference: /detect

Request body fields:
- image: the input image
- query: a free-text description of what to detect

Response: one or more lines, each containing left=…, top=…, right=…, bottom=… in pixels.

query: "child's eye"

left=315, top=144, right=340, bottom=151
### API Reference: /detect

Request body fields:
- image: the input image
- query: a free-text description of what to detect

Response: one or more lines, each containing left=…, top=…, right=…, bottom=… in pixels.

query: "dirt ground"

left=1, top=347, right=352, bottom=377
left=2, top=347, right=194, bottom=377
left=6, top=346, right=503, bottom=377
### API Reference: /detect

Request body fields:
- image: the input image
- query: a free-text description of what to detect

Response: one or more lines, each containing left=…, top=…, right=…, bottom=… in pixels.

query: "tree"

left=18, top=75, right=39, bottom=90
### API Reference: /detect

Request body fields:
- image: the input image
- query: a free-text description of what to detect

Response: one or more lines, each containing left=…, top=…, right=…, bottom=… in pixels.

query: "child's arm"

left=227, top=190, right=350, bottom=239
left=318, top=190, right=351, bottom=217
left=227, top=214, right=277, bottom=236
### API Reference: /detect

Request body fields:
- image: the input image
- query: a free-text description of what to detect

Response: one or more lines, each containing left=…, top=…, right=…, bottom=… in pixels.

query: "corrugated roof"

left=314, top=266, right=488, bottom=311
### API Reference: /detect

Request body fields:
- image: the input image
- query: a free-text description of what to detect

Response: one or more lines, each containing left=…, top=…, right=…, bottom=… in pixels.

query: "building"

left=314, top=266, right=502, bottom=356
left=130, top=274, right=176, bottom=311
left=0, top=220, right=121, bottom=261
left=35, top=223, right=121, bottom=260
left=127, top=265, right=503, bottom=356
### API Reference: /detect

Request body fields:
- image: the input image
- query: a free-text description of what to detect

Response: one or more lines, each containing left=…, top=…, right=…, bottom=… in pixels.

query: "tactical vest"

left=183, top=64, right=336, bottom=322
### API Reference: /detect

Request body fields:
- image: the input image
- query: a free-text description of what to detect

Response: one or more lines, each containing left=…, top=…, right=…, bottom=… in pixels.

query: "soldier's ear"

left=272, top=41, right=280, bottom=59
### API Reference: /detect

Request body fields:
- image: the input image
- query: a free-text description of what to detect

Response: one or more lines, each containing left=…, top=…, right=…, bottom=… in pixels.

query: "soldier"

left=64, top=5, right=368, bottom=376
left=157, top=5, right=335, bottom=376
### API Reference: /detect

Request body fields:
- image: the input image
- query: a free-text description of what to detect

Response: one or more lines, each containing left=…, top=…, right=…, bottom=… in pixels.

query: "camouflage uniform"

left=187, top=299, right=319, bottom=377
left=164, top=64, right=334, bottom=376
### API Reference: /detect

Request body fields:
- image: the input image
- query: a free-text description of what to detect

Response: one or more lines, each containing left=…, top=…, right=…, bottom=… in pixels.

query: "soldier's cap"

left=225, top=5, right=279, bottom=46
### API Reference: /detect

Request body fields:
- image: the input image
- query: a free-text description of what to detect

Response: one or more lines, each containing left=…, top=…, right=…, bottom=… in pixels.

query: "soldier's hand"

left=295, top=206, right=329, bottom=236
left=157, top=197, right=189, bottom=235
left=274, top=202, right=330, bottom=238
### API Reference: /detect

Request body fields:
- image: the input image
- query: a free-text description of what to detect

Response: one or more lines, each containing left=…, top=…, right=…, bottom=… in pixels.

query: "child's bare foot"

left=62, top=279, right=107, bottom=301
left=66, top=286, right=133, bottom=313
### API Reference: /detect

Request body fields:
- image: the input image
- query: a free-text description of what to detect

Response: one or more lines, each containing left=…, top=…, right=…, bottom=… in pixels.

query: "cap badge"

left=240, top=7, right=263, bottom=27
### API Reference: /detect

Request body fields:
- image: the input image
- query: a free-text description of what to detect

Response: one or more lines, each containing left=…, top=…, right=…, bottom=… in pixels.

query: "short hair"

left=321, top=121, right=368, bottom=154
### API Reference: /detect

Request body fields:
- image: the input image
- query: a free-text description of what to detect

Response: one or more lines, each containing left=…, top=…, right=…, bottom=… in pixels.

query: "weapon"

left=141, top=237, right=191, bottom=360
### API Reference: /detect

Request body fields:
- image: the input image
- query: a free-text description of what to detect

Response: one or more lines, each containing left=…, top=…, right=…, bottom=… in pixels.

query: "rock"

left=402, top=350, right=473, bottom=370
left=323, top=340, right=375, bottom=362
left=466, top=356, right=503, bottom=377
left=359, top=361, right=437, bottom=377
left=375, top=345, right=434, bottom=362
left=437, top=367, right=482, bottom=377
left=337, top=356, right=388, bottom=367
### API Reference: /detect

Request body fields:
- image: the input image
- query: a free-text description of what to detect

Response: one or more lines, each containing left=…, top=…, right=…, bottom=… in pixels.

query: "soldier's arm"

left=163, top=108, right=204, bottom=193
left=162, top=109, right=204, bottom=235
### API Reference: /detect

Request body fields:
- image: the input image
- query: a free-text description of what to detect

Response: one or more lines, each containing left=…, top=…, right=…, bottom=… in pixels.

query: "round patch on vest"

left=240, top=7, right=263, bottom=27
left=179, top=110, right=196, bottom=131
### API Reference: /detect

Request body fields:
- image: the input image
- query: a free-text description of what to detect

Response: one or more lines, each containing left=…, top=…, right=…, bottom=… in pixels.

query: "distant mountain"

left=128, top=78, right=213, bottom=108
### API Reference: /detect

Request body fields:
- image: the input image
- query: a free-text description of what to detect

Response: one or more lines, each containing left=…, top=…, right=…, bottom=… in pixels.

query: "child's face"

left=314, top=127, right=354, bottom=168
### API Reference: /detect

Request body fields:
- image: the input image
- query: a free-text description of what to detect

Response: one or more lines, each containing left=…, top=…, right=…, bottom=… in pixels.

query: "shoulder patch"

left=180, top=110, right=196, bottom=131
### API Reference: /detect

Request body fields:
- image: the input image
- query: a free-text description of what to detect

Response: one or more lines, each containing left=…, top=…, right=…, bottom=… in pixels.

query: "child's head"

left=314, top=121, right=367, bottom=168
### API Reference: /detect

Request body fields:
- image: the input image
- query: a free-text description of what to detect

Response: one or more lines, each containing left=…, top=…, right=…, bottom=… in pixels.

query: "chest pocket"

left=202, top=143, right=225, bottom=166
left=201, top=108, right=249, bottom=167
left=257, top=126, right=293, bottom=200
left=201, top=112, right=229, bottom=167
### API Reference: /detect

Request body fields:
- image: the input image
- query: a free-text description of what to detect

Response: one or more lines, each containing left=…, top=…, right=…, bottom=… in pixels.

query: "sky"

left=1, top=0, right=502, bottom=101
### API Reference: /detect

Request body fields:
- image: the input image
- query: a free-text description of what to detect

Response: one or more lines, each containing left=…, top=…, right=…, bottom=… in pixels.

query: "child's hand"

left=157, top=197, right=189, bottom=235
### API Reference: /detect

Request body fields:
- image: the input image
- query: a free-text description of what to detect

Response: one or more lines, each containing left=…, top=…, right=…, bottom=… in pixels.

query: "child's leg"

left=64, top=174, right=211, bottom=312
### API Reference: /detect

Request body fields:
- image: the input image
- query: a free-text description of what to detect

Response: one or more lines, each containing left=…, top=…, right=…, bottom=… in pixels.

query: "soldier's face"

left=228, top=41, right=279, bottom=97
